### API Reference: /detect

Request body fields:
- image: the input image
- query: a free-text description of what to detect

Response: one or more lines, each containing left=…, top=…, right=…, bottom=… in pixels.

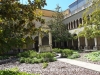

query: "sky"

left=20, top=0, right=75, bottom=11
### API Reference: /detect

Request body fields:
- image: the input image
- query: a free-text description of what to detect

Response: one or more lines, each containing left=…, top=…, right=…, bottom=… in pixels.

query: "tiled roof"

left=41, top=9, right=55, bottom=17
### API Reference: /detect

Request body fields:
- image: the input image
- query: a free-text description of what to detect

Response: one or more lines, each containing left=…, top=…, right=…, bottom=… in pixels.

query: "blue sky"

left=20, top=0, right=75, bottom=11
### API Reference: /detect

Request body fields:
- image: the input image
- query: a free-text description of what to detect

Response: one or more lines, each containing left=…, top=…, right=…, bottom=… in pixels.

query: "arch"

left=71, top=22, right=73, bottom=29
left=66, top=24, right=68, bottom=30
left=42, top=36, right=49, bottom=45
left=34, top=36, right=39, bottom=52
left=79, top=18, right=82, bottom=24
left=74, top=20, right=76, bottom=28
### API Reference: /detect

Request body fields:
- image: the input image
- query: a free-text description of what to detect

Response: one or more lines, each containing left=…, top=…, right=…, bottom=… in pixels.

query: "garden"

left=0, top=49, right=100, bottom=75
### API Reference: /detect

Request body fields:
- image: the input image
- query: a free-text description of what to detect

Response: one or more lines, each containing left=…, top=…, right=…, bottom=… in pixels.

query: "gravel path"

left=0, top=60, right=100, bottom=75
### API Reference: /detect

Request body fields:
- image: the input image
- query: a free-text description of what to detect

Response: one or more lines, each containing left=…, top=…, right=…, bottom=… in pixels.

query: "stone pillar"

left=33, top=43, right=35, bottom=49
left=84, top=37, right=88, bottom=49
left=38, top=33, right=42, bottom=52
left=75, top=21, right=77, bottom=28
left=93, top=38, right=98, bottom=50
left=49, top=31, right=52, bottom=45
left=49, top=31, right=52, bottom=51
left=67, top=25, right=69, bottom=30
left=73, top=23, right=74, bottom=29
left=78, top=37, right=80, bottom=49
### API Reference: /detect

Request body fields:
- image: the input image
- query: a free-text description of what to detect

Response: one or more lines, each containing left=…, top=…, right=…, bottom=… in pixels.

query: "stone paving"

left=57, top=58, right=100, bottom=72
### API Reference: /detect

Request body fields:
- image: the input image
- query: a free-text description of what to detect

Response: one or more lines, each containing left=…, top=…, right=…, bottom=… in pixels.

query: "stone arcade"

left=38, top=24, right=52, bottom=52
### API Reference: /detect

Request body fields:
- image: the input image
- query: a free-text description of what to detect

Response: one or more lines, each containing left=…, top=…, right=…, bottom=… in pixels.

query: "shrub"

left=52, top=48, right=62, bottom=53
left=85, top=51, right=100, bottom=62
left=68, top=52, right=80, bottom=59
left=0, top=70, right=39, bottom=75
left=25, top=58, right=32, bottom=63
left=42, top=62, right=48, bottom=69
left=61, top=49, right=73, bottom=58
left=40, top=52, right=55, bottom=62
left=19, top=57, right=25, bottom=63
left=18, top=51, right=56, bottom=64
left=18, top=50, right=37, bottom=58
left=0, top=56, right=9, bottom=60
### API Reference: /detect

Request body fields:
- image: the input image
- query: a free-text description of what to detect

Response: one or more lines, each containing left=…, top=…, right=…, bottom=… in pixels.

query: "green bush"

left=61, top=49, right=73, bottom=58
left=52, top=48, right=62, bottom=53
left=85, top=51, right=100, bottom=62
left=0, top=56, right=9, bottom=60
left=42, top=62, right=48, bottom=69
left=40, top=52, right=55, bottom=62
left=18, top=50, right=56, bottom=64
left=68, top=52, right=80, bottom=59
left=18, top=50, right=37, bottom=58
left=0, top=70, right=39, bottom=75
left=19, top=57, right=25, bottom=63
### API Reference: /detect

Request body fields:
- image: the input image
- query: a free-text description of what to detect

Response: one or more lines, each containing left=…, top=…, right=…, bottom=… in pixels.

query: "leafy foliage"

left=78, top=0, right=100, bottom=38
left=61, top=49, right=73, bottom=58
left=42, top=62, right=48, bottom=68
left=0, top=0, right=46, bottom=54
left=48, top=5, right=70, bottom=43
left=85, top=51, right=100, bottom=62
left=18, top=50, right=56, bottom=64
left=68, top=52, right=80, bottom=59
left=0, top=68, right=39, bottom=75
left=52, top=48, right=62, bottom=53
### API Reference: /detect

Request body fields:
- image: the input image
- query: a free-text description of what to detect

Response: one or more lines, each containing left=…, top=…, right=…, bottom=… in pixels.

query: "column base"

left=78, top=46, right=82, bottom=50
left=93, top=46, right=98, bottom=50
left=84, top=46, right=89, bottom=50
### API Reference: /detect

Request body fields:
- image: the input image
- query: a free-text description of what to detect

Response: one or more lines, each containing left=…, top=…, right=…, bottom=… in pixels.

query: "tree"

left=0, top=0, right=46, bottom=54
left=78, top=0, right=100, bottom=39
left=48, top=5, right=70, bottom=48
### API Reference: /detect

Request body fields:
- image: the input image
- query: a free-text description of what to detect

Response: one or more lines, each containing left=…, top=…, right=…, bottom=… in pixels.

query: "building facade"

left=27, top=0, right=100, bottom=51
left=63, top=0, right=100, bottom=50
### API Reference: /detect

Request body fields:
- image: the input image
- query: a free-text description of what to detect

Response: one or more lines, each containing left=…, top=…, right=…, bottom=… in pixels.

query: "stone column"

left=84, top=37, right=88, bottom=49
left=93, top=38, right=98, bottom=50
left=49, top=31, right=52, bottom=51
left=78, top=37, right=80, bottom=49
left=75, top=21, right=77, bottom=28
left=67, top=25, right=69, bottom=30
left=49, top=31, right=52, bottom=45
left=73, top=23, right=74, bottom=29
left=38, top=33, right=42, bottom=52
left=33, top=43, right=35, bottom=49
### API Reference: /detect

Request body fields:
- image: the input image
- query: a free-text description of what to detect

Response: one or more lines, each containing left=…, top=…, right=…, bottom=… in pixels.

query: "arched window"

left=79, top=18, right=82, bottom=24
